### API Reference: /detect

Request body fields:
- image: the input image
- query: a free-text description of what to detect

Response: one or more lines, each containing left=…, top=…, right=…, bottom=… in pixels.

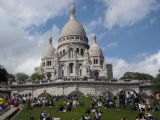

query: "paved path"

left=0, top=107, right=19, bottom=120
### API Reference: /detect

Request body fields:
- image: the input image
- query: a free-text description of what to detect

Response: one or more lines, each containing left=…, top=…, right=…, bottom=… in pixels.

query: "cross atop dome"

left=93, top=33, right=97, bottom=44
left=70, top=2, right=76, bottom=20
left=48, top=34, right=52, bottom=45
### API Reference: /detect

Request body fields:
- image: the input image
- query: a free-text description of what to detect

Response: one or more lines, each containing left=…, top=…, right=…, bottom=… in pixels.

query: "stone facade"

left=35, top=4, right=113, bottom=81
left=10, top=81, right=141, bottom=97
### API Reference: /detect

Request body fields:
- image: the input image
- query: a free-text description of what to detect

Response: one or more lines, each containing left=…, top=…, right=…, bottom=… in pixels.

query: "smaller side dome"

left=54, top=50, right=59, bottom=58
left=42, top=36, right=55, bottom=59
left=89, top=34, right=103, bottom=57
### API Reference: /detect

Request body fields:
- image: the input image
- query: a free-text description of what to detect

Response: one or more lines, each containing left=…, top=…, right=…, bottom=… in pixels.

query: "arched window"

left=69, top=48, right=73, bottom=58
left=76, top=48, right=79, bottom=53
left=94, top=59, right=98, bottom=64
left=81, top=49, right=83, bottom=55
left=63, top=49, right=65, bottom=55
left=79, top=64, right=82, bottom=76
left=61, top=65, right=64, bottom=77
left=62, top=70, right=64, bottom=77
left=60, top=51, right=62, bottom=56
left=47, top=61, right=51, bottom=66
left=79, top=69, right=82, bottom=76
left=69, top=63, right=74, bottom=73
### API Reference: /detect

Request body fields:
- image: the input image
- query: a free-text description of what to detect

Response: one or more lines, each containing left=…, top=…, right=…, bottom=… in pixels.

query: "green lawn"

left=13, top=97, right=160, bottom=120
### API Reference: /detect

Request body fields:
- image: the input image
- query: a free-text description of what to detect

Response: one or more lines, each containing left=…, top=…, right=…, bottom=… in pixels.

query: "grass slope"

left=13, top=97, right=160, bottom=120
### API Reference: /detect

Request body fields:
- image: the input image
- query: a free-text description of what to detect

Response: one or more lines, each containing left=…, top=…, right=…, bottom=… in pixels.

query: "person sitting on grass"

left=72, top=99, right=79, bottom=107
left=40, top=111, right=52, bottom=120
left=138, top=102, right=146, bottom=112
left=120, top=116, right=128, bottom=120
left=58, top=104, right=64, bottom=112
left=85, top=106, right=91, bottom=115
left=136, top=112, right=145, bottom=120
left=94, top=109, right=102, bottom=120
left=67, top=105, right=72, bottom=112
left=80, top=115, right=90, bottom=120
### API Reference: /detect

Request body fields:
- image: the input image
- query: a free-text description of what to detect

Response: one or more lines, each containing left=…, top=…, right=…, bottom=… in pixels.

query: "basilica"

left=35, top=4, right=113, bottom=81
left=2, top=4, right=152, bottom=97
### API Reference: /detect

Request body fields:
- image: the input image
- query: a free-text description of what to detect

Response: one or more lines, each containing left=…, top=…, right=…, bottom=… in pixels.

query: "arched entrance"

left=69, top=91, right=84, bottom=97
left=46, top=72, right=52, bottom=80
left=38, top=92, right=51, bottom=99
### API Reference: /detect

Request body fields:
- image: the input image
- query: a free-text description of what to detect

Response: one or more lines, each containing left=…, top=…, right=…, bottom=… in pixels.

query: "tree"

left=121, top=72, right=154, bottom=80
left=31, top=73, right=44, bottom=81
left=7, top=73, right=15, bottom=82
left=152, top=70, right=160, bottom=94
left=15, top=72, right=29, bottom=81
left=0, top=65, right=8, bottom=83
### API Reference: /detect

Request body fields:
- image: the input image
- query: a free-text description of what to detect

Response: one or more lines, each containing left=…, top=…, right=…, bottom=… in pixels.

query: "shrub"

left=25, top=100, right=32, bottom=110
left=28, top=116, right=35, bottom=120
left=151, top=99, right=160, bottom=108
left=79, top=101, right=85, bottom=107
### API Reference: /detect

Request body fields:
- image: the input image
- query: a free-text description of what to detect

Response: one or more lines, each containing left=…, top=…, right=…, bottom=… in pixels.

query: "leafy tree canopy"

left=7, top=73, right=15, bottom=81
left=152, top=71, right=160, bottom=94
left=15, top=72, right=29, bottom=81
left=31, top=73, right=44, bottom=81
left=121, top=72, right=154, bottom=80
left=0, top=65, right=8, bottom=82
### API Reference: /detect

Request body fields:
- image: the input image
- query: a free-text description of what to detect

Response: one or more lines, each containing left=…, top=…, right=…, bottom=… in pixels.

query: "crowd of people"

left=32, top=97, right=53, bottom=107
left=93, top=89, right=160, bottom=112
left=0, top=90, right=160, bottom=120
left=82, top=96, right=102, bottom=120
left=135, top=112, right=155, bottom=120
left=79, top=89, right=160, bottom=120
left=0, top=93, right=31, bottom=110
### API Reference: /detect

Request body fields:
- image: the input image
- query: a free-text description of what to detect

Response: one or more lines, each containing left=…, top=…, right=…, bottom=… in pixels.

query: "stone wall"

left=10, top=81, right=141, bottom=97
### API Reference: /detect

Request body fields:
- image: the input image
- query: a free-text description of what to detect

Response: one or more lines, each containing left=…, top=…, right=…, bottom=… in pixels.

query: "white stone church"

left=5, top=4, right=151, bottom=97
left=35, top=4, right=113, bottom=81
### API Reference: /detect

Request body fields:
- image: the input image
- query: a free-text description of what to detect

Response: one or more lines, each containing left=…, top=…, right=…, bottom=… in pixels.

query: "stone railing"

left=0, top=86, right=11, bottom=91
left=8, top=78, right=151, bottom=86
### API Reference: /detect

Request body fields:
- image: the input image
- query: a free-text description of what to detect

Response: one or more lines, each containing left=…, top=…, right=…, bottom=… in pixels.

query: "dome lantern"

left=48, top=33, right=52, bottom=45
left=93, top=33, right=96, bottom=44
left=42, top=35, right=55, bottom=59
left=70, top=3, right=76, bottom=20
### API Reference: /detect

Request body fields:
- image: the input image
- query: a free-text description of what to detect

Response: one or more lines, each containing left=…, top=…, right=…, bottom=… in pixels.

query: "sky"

left=0, top=0, right=160, bottom=78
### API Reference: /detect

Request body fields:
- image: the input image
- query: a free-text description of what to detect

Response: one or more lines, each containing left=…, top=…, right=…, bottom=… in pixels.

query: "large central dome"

left=59, top=4, right=87, bottom=38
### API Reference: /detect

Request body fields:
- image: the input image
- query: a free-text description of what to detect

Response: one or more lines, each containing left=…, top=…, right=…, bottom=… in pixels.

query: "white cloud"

left=85, top=18, right=105, bottom=45
left=107, top=50, right=160, bottom=78
left=86, top=18, right=102, bottom=33
left=0, top=0, right=66, bottom=75
left=0, top=24, right=60, bottom=75
left=15, top=58, right=41, bottom=74
left=107, top=42, right=118, bottom=48
left=102, top=0, right=159, bottom=29
left=0, top=0, right=69, bottom=28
